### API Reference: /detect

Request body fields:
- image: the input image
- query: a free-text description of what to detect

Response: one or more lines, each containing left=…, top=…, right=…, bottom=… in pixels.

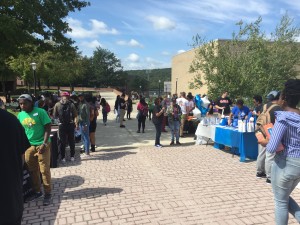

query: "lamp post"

left=175, top=78, right=178, bottom=95
left=31, top=62, right=37, bottom=96
left=158, top=80, right=161, bottom=97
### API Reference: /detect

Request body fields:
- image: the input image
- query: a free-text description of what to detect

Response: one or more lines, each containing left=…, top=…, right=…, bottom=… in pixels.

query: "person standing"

left=0, top=109, right=30, bottom=225
left=100, top=98, right=109, bottom=126
left=53, top=92, right=77, bottom=162
left=88, top=96, right=98, bottom=153
left=253, top=95, right=263, bottom=117
left=126, top=95, right=133, bottom=120
left=136, top=98, right=148, bottom=133
left=114, top=95, right=120, bottom=122
left=148, top=97, right=154, bottom=120
left=167, top=98, right=182, bottom=145
left=152, top=98, right=165, bottom=148
left=215, top=91, right=232, bottom=116
left=187, top=93, right=195, bottom=115
left=266, top=79, right=300, bottom=225
left=77, top=93, right=91, bottom=157
left=176, top=92, right=189, bottom=137
left=256, top=91, right=282, bottom=183
left=119, top=93, right=126, bottom=128
left=161, top=95, right=170, bottom=132
left=17, top=94, right=52, bottom=206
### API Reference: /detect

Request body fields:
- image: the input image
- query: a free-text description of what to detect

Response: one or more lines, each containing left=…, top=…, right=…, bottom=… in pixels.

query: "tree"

left=190, top=14, right=300, bottom=102
left=91, top=47, right=125, bottom=87
left=0, top=0, right=90, bottom=91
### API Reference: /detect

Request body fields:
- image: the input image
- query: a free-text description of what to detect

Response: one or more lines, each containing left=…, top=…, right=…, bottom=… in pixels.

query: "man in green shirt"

left=17, top=94, right=52, bottom=206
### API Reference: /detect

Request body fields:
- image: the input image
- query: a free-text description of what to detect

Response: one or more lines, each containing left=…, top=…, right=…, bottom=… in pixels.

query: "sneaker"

left=61, top=158, right=66, bottom=163
left=43, top=194, right=52, bottom=206
left=170, top=141, right=175, bottom=145
left=81, top=153, right=90, bottom=158
left=256, top=172, right=266, bottom=179
left=70, top=157, right=75, bottom=162
left=25, top=192, right=43, bottom=203
left=176, top=141, right=181, bottom=145
left=80, top=145, right=84, bottom=149
left=137, top=130, right=140, bottom=133
left=155, top=144, right=162, bottom=148
left=266, top=178, right=271, bottom=184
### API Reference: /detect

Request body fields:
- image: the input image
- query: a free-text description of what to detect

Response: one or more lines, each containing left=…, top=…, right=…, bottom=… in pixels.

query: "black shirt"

left=215, top=97, right=232, bottom=114
left=0, top=109, right=30, bottom=224
left=254, top=104, right=263, bottom=115
left=119, top=98, right=126, bottom=110
left=152, top=105, right=163, bottom=124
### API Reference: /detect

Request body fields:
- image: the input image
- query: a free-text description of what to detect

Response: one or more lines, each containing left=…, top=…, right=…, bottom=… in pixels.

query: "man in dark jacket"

left=53, top=92, right=77, bottom=162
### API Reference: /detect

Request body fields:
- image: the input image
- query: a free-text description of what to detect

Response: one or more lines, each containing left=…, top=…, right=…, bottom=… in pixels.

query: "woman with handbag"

left=266, top=79, right=300, bottom=225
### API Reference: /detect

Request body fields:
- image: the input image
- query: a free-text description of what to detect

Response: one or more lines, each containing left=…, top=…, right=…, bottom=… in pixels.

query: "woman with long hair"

left=136, top=98, right=148, bottom=133
left=266, top=79, right=300, bottom=225
left=152, top=98, right=165, bottom=148
left=114, top=95, right=120, bottom=122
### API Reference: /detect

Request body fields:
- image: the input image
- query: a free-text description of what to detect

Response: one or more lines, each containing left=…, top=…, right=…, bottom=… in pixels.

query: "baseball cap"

left=266, top=91, right=280, bottom=101
left=61, top=92, right=70, bottom=97
left=18, top=94, right=33, bottom=102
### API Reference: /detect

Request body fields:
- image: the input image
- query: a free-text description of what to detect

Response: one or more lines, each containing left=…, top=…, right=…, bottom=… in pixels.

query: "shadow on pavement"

left=82, top=151, right=136, bottom=161
left=99, top=146, right=138, bottom=152
left=22, top=175, right=123, bottom=225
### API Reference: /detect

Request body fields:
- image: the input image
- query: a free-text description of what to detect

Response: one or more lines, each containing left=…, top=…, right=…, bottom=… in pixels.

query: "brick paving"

left=22, top=92, right=300, bottom=225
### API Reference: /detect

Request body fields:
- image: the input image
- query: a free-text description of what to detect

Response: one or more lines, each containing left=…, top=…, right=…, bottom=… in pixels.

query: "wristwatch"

left=42, top=142, right=48, bottom=147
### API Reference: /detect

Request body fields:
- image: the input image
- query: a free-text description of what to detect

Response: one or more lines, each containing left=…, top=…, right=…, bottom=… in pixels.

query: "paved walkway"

left=22, top=92, right=300, bottom=225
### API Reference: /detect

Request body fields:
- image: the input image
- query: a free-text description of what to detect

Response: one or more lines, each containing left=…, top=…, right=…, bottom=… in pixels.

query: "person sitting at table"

left=228, top=99, right=250, bottom=125
left=17, top=94, right=52, bottom=206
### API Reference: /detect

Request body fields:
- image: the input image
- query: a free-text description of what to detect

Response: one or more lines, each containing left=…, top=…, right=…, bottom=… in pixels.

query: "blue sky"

left=66, top=0, right=300, bottom=70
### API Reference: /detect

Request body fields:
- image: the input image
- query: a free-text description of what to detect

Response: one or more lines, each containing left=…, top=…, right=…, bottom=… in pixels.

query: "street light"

left=31, top=62, right=37, bottom=96
left=175, top=78, right=178, bottom=95
left=158, top=80, right=161, bottom=97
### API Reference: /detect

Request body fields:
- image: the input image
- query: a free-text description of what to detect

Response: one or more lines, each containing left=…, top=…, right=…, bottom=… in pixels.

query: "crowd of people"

left=1, top=78, right=299, bottom=225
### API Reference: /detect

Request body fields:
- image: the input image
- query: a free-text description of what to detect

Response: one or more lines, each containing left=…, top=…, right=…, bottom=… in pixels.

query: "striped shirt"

left=267, top=111, right=300, bottom=158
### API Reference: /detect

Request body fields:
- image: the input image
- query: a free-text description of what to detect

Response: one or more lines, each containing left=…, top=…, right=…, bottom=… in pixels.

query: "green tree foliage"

left=0, top=0, right=90, bottom=91
left=190, top=14, right=300, bottom=102
left=90, top=47, right=125, bottom=88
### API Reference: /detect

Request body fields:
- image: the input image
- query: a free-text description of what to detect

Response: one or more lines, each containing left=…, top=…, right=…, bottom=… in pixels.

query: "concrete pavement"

left=21, top=91, right=300, bottom=225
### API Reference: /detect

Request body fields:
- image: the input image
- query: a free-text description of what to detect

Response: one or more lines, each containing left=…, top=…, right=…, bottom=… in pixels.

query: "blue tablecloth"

left=214, top=126, right=258, bottom=162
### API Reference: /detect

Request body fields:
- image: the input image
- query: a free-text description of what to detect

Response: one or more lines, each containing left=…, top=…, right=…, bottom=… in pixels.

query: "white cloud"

left=127, top=53, right=140, bottom=62
left=161, top=51, right=170, bottom=56
left=81, top=40, right=102, bottom=49
left=67, top=18, right=118, bottom=39
left=177, top=49, right=186, bottom=54
left=116, top=39, right=143, bottom=47
left=147, top=16, right=176, bottom=30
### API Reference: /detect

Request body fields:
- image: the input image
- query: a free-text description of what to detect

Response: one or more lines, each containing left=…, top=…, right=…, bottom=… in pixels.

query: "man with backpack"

left=53, top=92, right=78, bottom=163
left=255, top=91, right=282, bottom=184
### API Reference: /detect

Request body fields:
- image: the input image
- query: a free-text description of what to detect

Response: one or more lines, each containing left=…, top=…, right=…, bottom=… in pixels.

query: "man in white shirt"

left=176, top=92, right=189, bottom=137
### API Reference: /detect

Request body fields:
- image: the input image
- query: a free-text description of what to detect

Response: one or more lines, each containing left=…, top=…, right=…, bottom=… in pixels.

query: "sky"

left=66, top=0, right=300, bottom=70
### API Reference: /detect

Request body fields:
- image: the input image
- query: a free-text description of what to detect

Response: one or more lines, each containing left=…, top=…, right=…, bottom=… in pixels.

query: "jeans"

left=25, top=145, right=51, bottom=194
left=169, top=120, right=180, bottom=142
left=154, top=123, right=162, bottom=145
left=138, top=115, right=146, bottom=131
left=102, top=111, right=107, bottom=124
left=58, top=123, right=75, bottom=158
left=79, top=123, right=90, bottom=154
left=272, top=153, right=300, bottom=225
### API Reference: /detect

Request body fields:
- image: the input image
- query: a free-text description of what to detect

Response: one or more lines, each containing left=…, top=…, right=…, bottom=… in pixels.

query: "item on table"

left=247, top=117, right=255, bottom=132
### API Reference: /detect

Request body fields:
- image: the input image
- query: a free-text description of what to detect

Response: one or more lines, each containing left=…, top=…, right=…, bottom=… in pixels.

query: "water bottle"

left=247, top=117, right=255, bottom=132
left=238, top=113, right=243, bottom=132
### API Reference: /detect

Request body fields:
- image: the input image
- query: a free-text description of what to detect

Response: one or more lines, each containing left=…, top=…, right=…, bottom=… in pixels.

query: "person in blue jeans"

left=100, top=98, right=109, bottom=126
left=77, top=93, right=90, bottom=157
left=266, top=79, right=300, bottom=225
left=167, top=98, right=182, bottom=145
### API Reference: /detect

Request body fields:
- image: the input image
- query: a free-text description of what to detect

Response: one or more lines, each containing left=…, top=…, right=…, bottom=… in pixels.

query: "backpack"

left=255, top=103, right=279, bottom=137
left=58, top=102, right=72, bottom=124
left=105, top=103, right=111, bottom=113
left=142, top=105, right=149, bottom=116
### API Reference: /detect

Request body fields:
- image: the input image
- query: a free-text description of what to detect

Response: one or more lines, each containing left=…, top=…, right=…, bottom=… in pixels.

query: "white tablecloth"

left=195, top=124, right=216, bottom=145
